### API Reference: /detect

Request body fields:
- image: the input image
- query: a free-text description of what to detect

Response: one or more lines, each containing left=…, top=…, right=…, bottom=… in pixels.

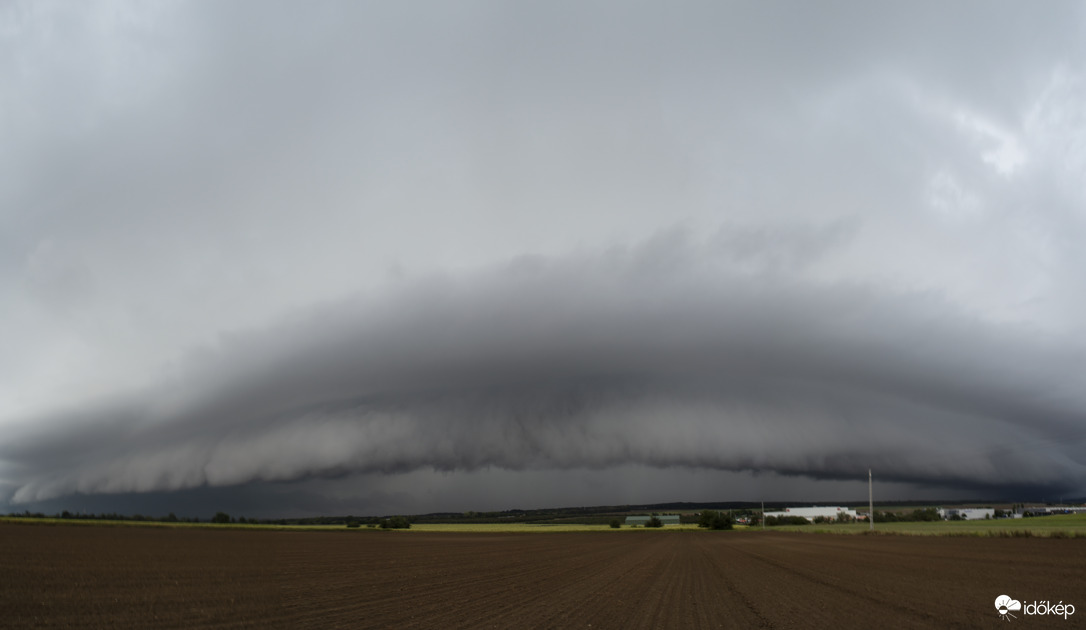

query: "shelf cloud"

left=4, top=232, right=1084, bottom=508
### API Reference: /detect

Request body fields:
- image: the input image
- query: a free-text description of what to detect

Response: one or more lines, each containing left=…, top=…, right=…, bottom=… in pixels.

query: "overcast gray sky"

left=3, top=1, right=1086, bottom=518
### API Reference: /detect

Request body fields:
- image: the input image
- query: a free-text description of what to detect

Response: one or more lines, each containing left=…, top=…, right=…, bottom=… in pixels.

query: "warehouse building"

left=1022, top=506, right=1086, bottom=516
left=937, top=508, right=994, bottom=520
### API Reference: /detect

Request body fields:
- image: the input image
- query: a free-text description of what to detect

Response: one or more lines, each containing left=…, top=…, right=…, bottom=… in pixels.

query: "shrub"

left=645, top=516, right=664, bottom=528
left=911, top=508, right=941, bottom=522
left=609, top=519, right=622, bottom=529
left=346, top=519, right=361, bottom=528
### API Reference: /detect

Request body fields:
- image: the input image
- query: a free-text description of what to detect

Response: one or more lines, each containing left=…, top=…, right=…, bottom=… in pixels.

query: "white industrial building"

left=1023, top=506, right=1086, bottom=516
left=937, top=508, right=995, bottom=520
left=763, top=506, right=860, bottom=522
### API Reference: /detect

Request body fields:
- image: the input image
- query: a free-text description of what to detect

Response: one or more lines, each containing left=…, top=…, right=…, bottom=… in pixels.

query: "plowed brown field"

left=1, top=524, right=1083, bottom=628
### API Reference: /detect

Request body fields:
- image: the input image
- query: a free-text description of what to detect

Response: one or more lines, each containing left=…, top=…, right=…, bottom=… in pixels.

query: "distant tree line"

left=7, top=510, right=206, bottom=523
left=209, top=512, right=261, bottom=524
left=4, top=510, right=272, bottom=525
left=869, top=507, right=941, bottom=523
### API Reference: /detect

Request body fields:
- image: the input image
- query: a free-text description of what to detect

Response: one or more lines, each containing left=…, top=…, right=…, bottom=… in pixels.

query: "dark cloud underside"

left=4, top=235, right=1084, bottom=506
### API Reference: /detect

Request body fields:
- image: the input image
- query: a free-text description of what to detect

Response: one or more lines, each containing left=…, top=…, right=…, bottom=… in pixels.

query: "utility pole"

left=868, top=468, right=874, bottom=532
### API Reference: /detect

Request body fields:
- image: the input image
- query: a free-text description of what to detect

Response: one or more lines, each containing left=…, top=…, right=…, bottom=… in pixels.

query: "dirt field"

left=2, top=524, right=1083, bottom=628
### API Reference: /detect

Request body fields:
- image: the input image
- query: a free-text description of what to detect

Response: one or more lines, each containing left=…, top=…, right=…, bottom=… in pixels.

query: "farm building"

left=937, top=508, right=994, bottom=520
left=763, top=506, right=860, bottom=522
left=625, top=515, right=680, bottom=526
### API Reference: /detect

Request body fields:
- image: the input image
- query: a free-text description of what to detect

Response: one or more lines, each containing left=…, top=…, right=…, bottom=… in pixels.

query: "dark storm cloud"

left=3, top=230, right=1084, bottom=504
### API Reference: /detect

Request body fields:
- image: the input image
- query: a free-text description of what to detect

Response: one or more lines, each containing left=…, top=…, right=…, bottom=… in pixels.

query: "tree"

left=698, top=510, right=733, bottom=530
left=609, top=518, right=622, bottom=529
left=380, top=516, right=411, bottom=529
left=645, top=515, right=664, bottom=528
left=211, top=512, right=231, bottom=524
